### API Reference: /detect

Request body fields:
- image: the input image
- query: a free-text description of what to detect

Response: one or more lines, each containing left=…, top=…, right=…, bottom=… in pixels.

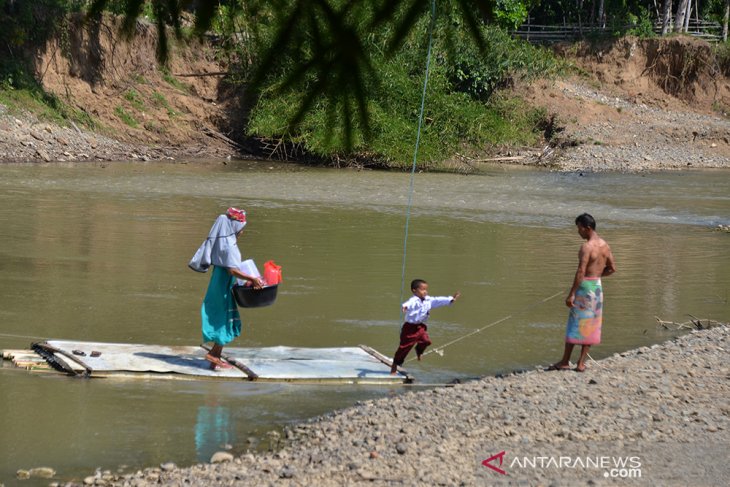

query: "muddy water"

left=0, top=161, right=728, bottom=483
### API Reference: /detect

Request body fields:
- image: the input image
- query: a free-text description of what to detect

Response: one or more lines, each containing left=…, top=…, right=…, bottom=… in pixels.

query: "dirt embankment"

left=516, top=36, right=730, bottom=171
left=0, top=21, right=728, bottom=171
left=0, top=15, right=242, bottom=163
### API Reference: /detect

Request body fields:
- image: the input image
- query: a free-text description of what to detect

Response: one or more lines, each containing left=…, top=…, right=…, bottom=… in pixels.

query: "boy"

left=390, top=279, right=460, bottom=375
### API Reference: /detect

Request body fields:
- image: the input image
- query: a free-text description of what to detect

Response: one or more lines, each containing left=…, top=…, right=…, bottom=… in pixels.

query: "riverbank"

left=60, top=325, right=727, bottom=486
left=2, top=32, right=729, bottom=173
left=513, top=79, right=730, bottom=172
left=0, top=106, right=237, bottom=164
left=2, top=71, right=729, bottom=172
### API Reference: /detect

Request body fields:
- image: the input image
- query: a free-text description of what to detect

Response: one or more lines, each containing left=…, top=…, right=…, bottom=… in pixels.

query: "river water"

left=0, top=161, right=728, bottom=484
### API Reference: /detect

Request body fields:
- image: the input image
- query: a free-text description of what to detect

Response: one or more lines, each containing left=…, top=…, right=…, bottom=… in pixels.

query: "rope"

left=405, top=290, right=563, bottom=363
left=398, top=0, right=437, bottom=310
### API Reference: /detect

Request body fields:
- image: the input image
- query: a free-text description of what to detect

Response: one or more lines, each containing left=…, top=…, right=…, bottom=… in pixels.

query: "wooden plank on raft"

left=2, top=349, right=30, bottom=359
left=359, top=344, right=413, bottom=382
left=1, top=349, right=53, bottom=372
left=7, top=340, right=410, bottom=383
left=200, top=343, right=259, bottom=380
left=53, top=353, right=87, bottom=373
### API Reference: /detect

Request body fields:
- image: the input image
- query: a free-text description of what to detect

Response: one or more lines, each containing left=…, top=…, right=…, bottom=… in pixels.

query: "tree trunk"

left=577, top=0, right=583, bottom=34
left=662, top=0, right=673, bottom=35
left=589, top=0, right=596, bottom=28
left=684, top=0, right=691, bottom=32
left=675, top=0, right=689, bottom=32
left=723, top=0, right=729, bottom=42
left=598, top=0, right=605, bottom=29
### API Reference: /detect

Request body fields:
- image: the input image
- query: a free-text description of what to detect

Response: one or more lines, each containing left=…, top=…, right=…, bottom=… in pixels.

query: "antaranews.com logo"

left=482, top=451, right=642, bottom=479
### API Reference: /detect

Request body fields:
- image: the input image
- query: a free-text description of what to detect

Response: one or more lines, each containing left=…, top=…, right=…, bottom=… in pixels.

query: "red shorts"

left=392, top=322, right=432, bottom=367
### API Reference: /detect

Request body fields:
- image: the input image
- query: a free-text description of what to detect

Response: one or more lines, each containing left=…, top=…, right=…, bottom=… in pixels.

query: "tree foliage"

left=247, top=3, right=560, bottom=165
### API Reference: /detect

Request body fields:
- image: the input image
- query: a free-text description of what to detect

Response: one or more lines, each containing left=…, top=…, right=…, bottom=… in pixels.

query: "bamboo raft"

left=2, top=340, right=412, bottom=384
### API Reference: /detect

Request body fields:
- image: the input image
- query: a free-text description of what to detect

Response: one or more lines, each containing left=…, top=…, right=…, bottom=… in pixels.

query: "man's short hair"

left=575, top=213, right=596, bottom=230
left=411, top=279, right=427, bottom=290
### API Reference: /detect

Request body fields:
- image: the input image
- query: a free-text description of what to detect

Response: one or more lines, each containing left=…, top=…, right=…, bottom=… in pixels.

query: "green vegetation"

left=123, top=89, right=145, bottom=111
left=715, top=41, right=730, bottom=75
left=624, top=7, right=656, bottom=38
left=0, top=83, right=94, bottom=128
left=244, top=2, right=565, bottom=168
left=160, top=68, right=190, bottom=93
left=151, top=90, right=177, bottom=116
left=114, top=105, right=138, bottom=127
left=0, top=0, right=95, bottom=128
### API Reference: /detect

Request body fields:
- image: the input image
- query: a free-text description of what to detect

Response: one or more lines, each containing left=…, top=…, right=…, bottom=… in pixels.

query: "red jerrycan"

left=264, top=260, right=282, bottom=285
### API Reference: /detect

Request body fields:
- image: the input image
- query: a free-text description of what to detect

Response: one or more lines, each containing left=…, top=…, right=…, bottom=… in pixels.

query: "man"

left=549, top=213, right=616, bottom=372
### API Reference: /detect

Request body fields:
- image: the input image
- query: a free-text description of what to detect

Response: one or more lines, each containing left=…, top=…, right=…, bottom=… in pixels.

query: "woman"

left=189, top=207, right=263, bottom=369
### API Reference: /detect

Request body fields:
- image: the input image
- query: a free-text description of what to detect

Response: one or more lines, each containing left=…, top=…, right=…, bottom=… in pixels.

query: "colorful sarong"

left=201, top=266, right=242, bottom=346
left=565, top=277, right=603, bottom=345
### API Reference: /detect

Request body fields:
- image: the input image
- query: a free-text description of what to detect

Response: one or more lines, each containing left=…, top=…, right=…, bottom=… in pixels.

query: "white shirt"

left=402, top=295, right=454, bottom=324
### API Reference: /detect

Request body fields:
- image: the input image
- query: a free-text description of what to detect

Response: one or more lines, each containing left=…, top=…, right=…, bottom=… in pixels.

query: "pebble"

left=28, top=466, right=56, bottom=478
left=75, top=324, right=730, bottom=485
left=279, top=465, right=296, bottom=478
left=210, top=451, right=234, bottom=463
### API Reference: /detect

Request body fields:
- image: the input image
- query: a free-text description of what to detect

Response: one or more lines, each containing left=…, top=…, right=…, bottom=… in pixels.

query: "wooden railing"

left=511, top=18, right=723, bottom=44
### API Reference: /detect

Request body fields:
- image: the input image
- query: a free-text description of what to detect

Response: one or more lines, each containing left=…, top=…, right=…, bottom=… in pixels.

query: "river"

left=0, top=161, right=728, bottom=484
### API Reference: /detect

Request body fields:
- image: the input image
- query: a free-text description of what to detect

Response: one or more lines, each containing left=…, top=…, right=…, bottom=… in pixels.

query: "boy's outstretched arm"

left=452, top=291, right=461, bottom=301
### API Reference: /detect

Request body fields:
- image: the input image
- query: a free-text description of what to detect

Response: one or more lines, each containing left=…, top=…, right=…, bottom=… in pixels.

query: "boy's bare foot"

left=575, top=364, right=586, bottom=372
left=390, top=371, right=397, bottom=376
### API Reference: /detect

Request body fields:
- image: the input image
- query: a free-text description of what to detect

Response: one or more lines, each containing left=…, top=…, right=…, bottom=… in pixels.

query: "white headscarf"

left=188, top=212, right=246, bottom=272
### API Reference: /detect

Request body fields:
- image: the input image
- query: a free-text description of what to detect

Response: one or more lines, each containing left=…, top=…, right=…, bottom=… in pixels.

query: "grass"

left=160, top=68, right=190, bottom=93
left=123, top=89, right=145, bottom=111
left=0, top=85, right=96, bottom=129
left=151, top=90, right=177, bottom=116
left=114, top=105, right=138, bottom=127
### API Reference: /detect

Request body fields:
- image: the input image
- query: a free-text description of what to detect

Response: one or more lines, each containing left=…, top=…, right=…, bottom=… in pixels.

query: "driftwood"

left=173, top=72, right=228, bottom=77
left=201, top=127, right=245, bottom=150
left=655, top=315, right=728, bottom=330
left=471, top=156, right=526, bottom=162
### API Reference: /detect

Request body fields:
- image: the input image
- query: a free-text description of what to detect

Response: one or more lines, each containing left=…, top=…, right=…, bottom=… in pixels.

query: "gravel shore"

left=57, top=326, right=728, bottom=487
left=544, top=83, right=730, bottom=172
left=0, top=106, right=236, bottom=164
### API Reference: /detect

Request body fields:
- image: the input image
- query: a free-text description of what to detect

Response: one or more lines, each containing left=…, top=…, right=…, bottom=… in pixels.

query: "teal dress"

left=201, top=266, right=242, bottom=346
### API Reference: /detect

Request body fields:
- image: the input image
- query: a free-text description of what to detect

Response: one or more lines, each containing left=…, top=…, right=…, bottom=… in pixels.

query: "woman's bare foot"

left=205, top=353, right=233, bottom=369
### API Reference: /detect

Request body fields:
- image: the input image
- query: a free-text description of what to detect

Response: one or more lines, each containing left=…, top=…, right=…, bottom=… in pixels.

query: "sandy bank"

left=64, top=326, right=729, bottom=486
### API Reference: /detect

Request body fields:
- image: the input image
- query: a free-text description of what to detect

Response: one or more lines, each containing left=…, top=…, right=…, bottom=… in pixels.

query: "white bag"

left=236, top=259, right=261, bottom=286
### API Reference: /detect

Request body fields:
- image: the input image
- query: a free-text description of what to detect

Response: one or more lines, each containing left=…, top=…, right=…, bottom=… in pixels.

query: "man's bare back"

left=567, top=219, right=616, bottom=308
left=581, top=235, right=615, bottom=278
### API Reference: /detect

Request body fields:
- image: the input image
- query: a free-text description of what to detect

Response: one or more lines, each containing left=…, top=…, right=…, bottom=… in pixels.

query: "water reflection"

left=195, top=400, right=233, bottom=462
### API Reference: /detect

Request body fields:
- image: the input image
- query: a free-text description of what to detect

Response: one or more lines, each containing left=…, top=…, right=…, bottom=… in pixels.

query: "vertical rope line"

left=399, top=0, right=437, bottom=313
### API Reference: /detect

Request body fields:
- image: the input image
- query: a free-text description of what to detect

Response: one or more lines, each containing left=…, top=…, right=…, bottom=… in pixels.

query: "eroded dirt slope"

left=513, top=36, right=730, bottom=170
left=30, top=14, right=239, bottom=160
